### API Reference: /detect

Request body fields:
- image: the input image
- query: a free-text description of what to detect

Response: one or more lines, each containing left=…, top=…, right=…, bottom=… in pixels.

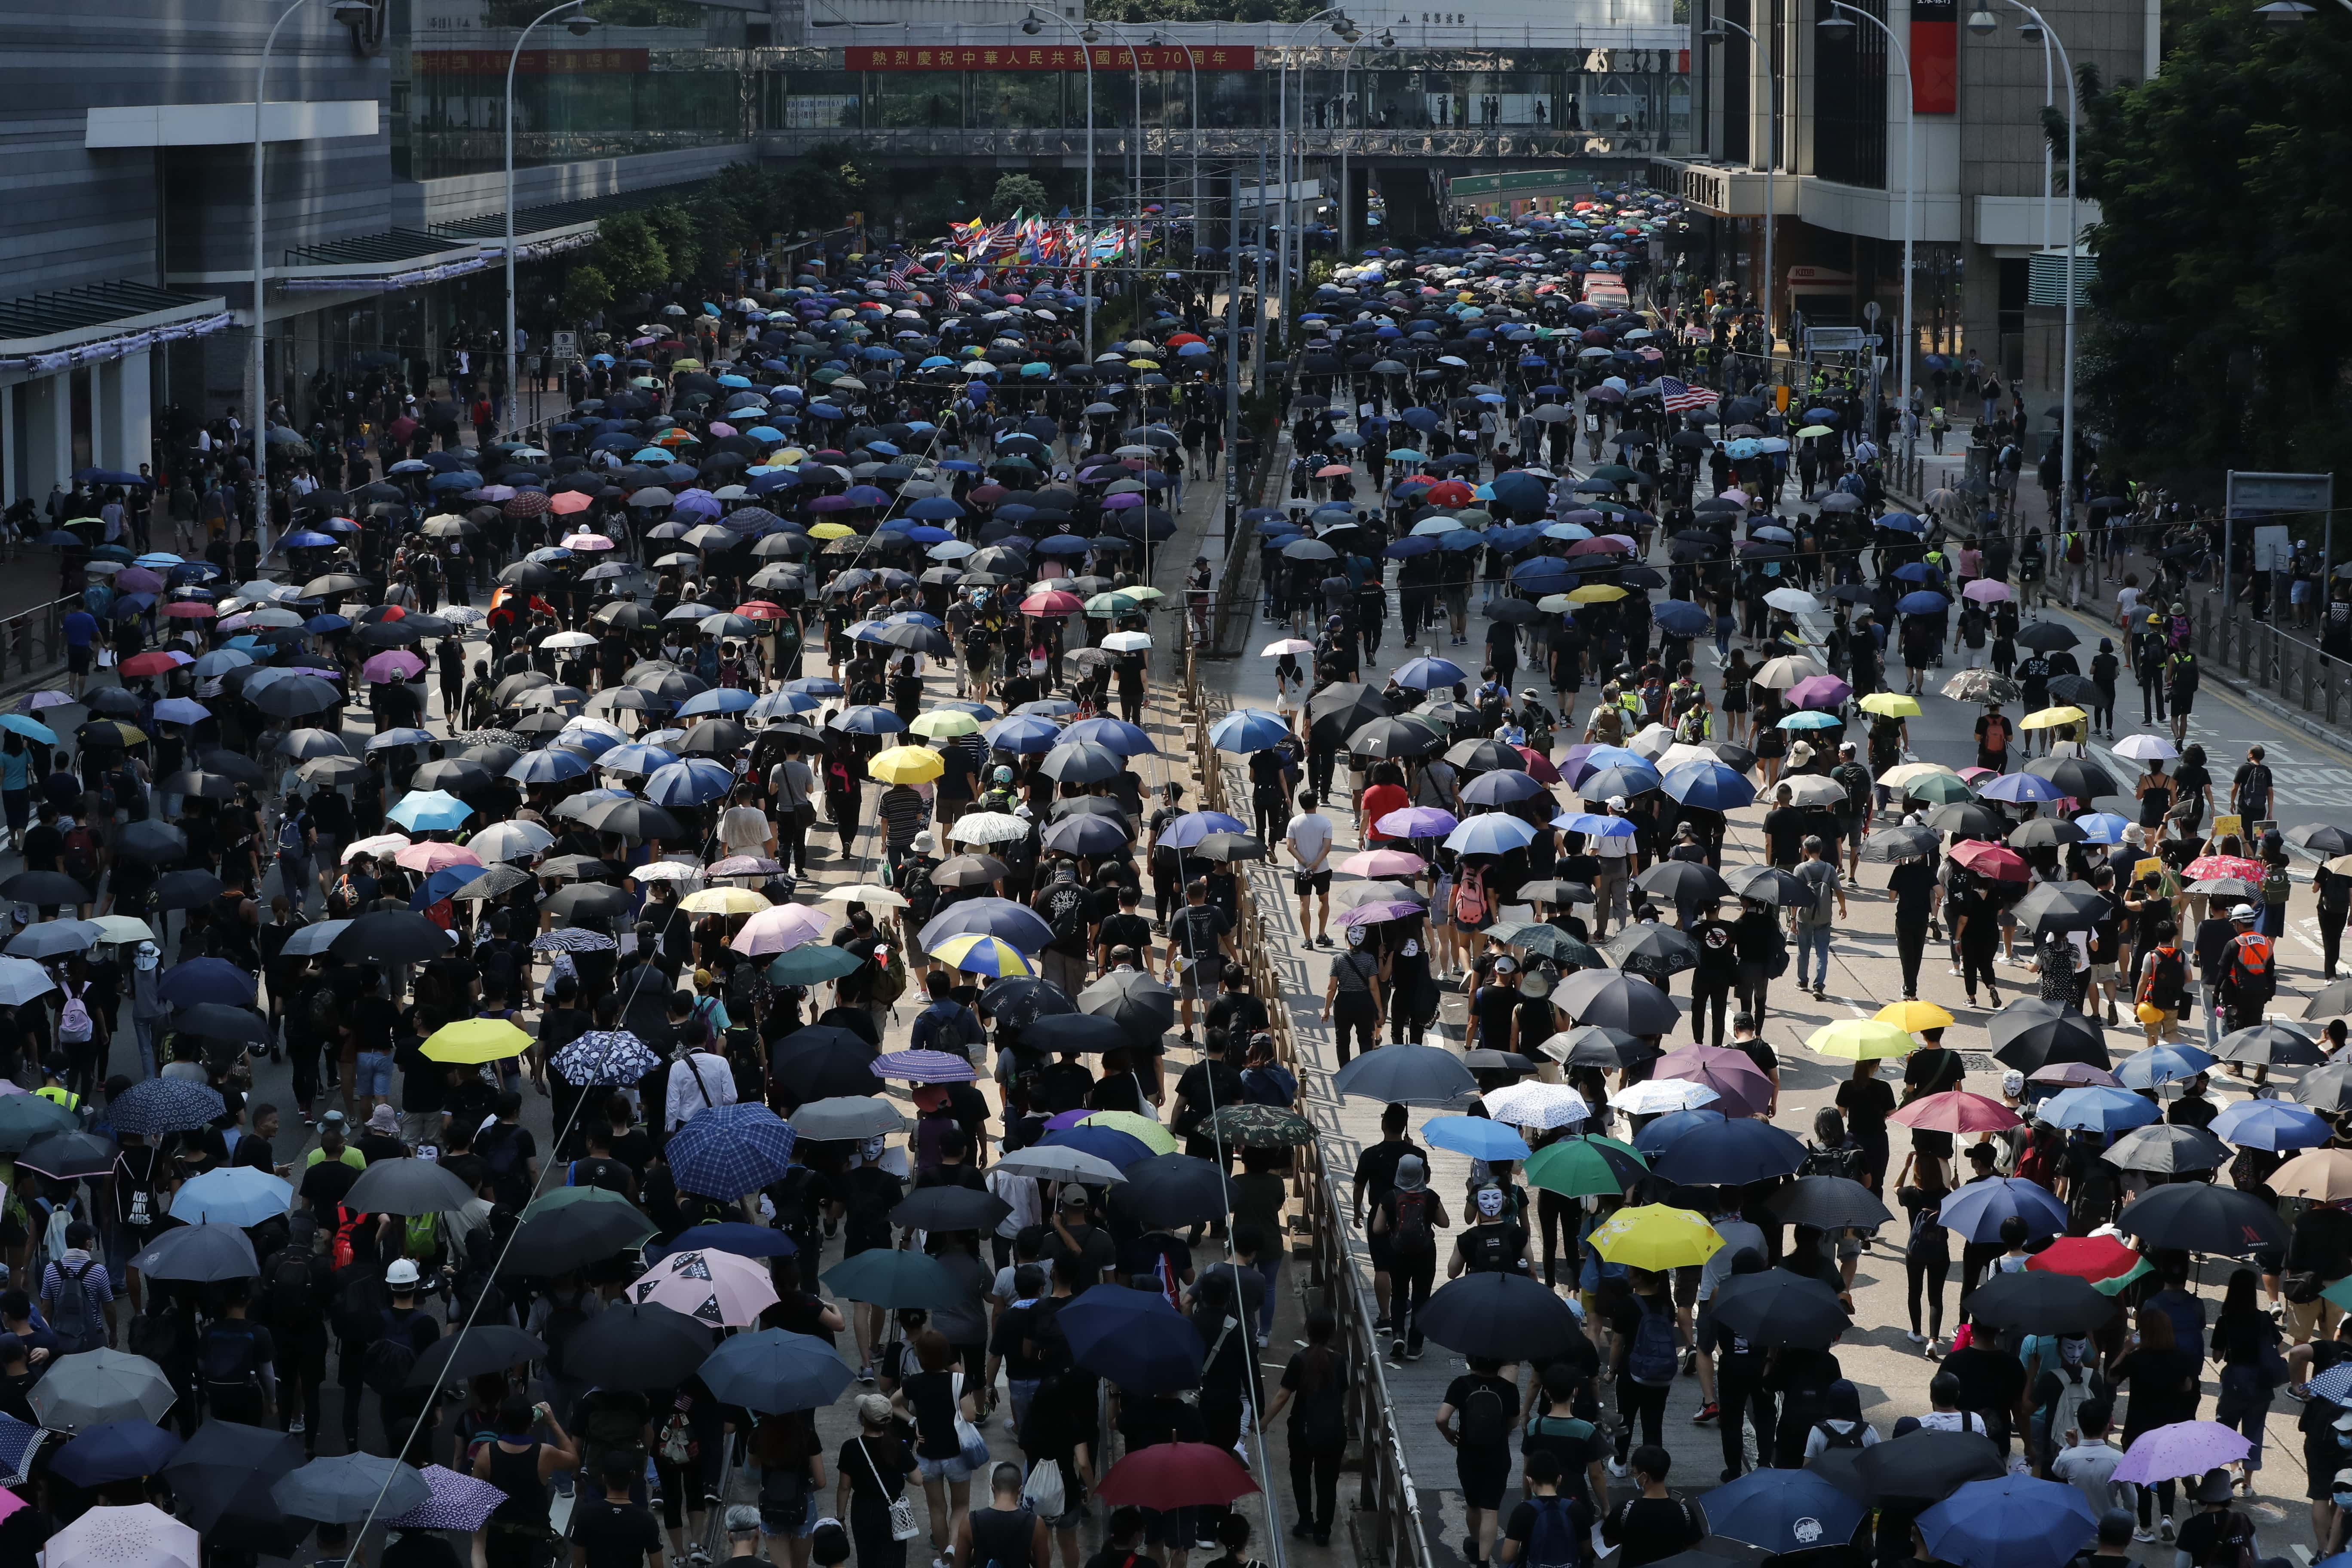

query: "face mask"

left=861, top=1138, right=886, bottom=1162
left=1476, top=1188, right=1505, bottom=1218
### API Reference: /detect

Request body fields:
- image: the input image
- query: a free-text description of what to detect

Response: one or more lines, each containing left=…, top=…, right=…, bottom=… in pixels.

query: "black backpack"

left=128, top=1310, right=181, bottom=1367
left=364, top=1331, right=420, bottom=1397
left=198, top=1322, right=263, bottom=1389
left=540, top=1300, right=589, bottom=1378
left=265, top=1251, right=315, bottom=1329
left=1459, top=1380, right=1510, bottom=1448
left=334, top=1271, right=388, bottom=1344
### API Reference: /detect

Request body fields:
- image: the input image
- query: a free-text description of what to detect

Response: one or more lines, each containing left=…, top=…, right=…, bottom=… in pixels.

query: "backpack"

left=2228, top=934, right=2276, bottom=1002
left=278, top=814, right=305, bottom=856
left=266, top=1250, right=315, bottom=1328
left=334, top=1270, right=388, bottom=1344
left=56, top=985, right=92, bottom=1045
left=481, top=1124, right=525, bottom=1181
left=1627, top=1295, right=1679, bottom=1384
left=364, top=1332, right=419, bottom=1397
left=1453, top=864, right=1488, bottom=925
left=49, top=1260, right=106, bottom=1353
left=1463, top=1223, right=1517, bottom=1274
left=59, top=827, right=96, bottom=881
left=1459, top=1379, right=1510, bottom=1448
left=1521, top=1495, right=1584, bottom=1568
left=1046, top=889, right=1089, bottom=948
left=1813, top=1419, right=1867, bottom=1451
left=307, top=986, right=340, bottom=1037
left=1800, top=1142, right=1861, bottom=1182
left=1389, top=1189, right=1436, bottom=1259
left=658, top=1402, right=698, bottom=1465
left=199, top=1321, right=263, bottom=1389
left=868, top=947, right=908, bottom=1009
left=128, top=1310, right=180, bottom=1366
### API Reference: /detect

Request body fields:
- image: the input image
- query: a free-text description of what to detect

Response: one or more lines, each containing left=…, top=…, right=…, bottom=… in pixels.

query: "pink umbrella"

left=1653, top=1044, right=1774, bottom=1118
left=707, top=855, right=784, bottom=877
left=2113, top=1421, right=2251, bottom=1485
left=477, top=485, right=517, bottom=502
left=562, top=533, right=617, bottom=551
left=1888, top=1090, right=2020, bottom=1134
left=1515, top=746, right=1563, bottom=783
left=161, top=602, right=215, bottom=619
left=708, top=422, right=737, bottom=438
left=362, top=650, right=425, bottom=682
left=1787, top=674, right=1852, bottom=711
left=395, top=841, right=483, bottom=874
left=1339, top=847, right=1427, bottom=877
left=730, top=902, right=830, bottom=956
left=1336, top=899, right=1427, bottom=927
left=1719, top=488, right=1751, bottom=505
left=1962, top=578, right=2012, bottom=603
left=630, top=1247, right=779, bottom=1327
left=1956, top=766, right=1998, bottom=784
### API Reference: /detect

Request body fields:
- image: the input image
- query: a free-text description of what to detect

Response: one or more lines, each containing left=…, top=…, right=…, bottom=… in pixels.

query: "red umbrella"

left=118, top=651, right=183, bottom=677
left=1949, top=840, right=2030, bottom=881
left=2027, top=1234, right=2142, bottom=1283
left=1513, top=745, right=1562, bottom=784
left=1095, top=1443, right=1261, bottom=1508
left=1886, top=1090, right=2020, bottom=1134
left=1423, top=480, right=1476, bottom=508
left=1651, top=1044, right=1773, bottom=1118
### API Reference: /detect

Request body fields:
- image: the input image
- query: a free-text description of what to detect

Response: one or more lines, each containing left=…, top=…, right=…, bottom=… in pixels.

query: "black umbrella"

left=1348, top=717, right=1446, bottom=757
left=891, top=1188, right=1012, bottom=1232
left=164, top=1418, right=307, bottom=1537
left=1554, top=969, right=1679, bottom=1033
left=1306, top=683, right=1392, bottom=745
left=1769, top=1176, right=1893, bottom=1231
left=1605, top=923, right=1700, bottom=976
left=2103, top=1123, right=2230, bottom=1174
left=2023, top=756, right=2117, bottom=799
left=1926, top=803, right=2006, bottom=840
left=2213, top=1021, right=2325, bottom=1066
left=1416, top=1271, right=1581, bottom=1360
left=1077, top=968, right=1177, bottom=1047
left=2014, top=622, right=2079, bottom=652
left=132, top=1222, right=259, bottom=1281
left=770, top=1026, right=884, bottom=1099
left=1448, top=738, right=1528, bottom=772
left=541, top=882, right=634, bottom=922
left=580, top=796, right=686, bottom=839
left=932, top=854, right=1009, bottom=888
left=1853, top=1429, right=2006, bottom=1500
left=1962, top=1270, right=2116, bottom=1336
left=1535, top=1024, right=1655, bottom=1069
left=0, top=870, right=87, bottom=905
left=2008, top=818, right=2086, bottom=850
left=1038, top=740, right=1125, bottom=784
left=153, top=869, right=227, bottom=912
left=342, top=1157, right=477, bottom=1216
left=1021, top=1013, right=1129, bottom=1054
left=408, top=1326, right=548, bottom=1385
left=330, top=910, right=455, bottom=964
left=1635, top=862, right=1731, bottom=903
left=979, top=977, right=1076, bottom=1028
left=1709, top=1268, right=1851, bottom=1349
left=2288, top=824, right=2352, bottom=856
left=1723, top=864, right=1813, bottom=906
left=2013, top=882, right=2107, bottom=935
left=1864, top=823, right=1942, bottom=863
left=173, top=1003, right=270, bottom=1044
left=2114, top=1182, right=2289, bottom=1254
left=1110, top=1154, right=1231, bottom=1226
left=2303, top=1060, right=2352, bottom=1112
left=561, top=1303, right=715, bottom=1389
left=499, top=1203, right=659, bottom=1277
left=113, top=821, right=189, bottom=864
left=1988, top=1001, right=2111, bottom=1072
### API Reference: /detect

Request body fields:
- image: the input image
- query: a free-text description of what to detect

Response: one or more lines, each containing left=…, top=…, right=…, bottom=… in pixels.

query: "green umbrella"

left=769, top=944, right=865, bottom=985
left=0, top=1094, right=77, bottom=1153
left=1204, top=1105, right=1316, bottom=1148
left=1904, top=773, right=1978, bottom=805
left=823, top=1249, right=964, bottom=1309
left=521, top=1184, right=645, bottom=1222
left=1525, top=1135, right=1648, bottom=1198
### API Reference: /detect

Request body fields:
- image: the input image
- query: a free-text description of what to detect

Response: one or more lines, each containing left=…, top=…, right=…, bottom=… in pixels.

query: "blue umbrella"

left=917, top=897, right=1054, bottom=953
left=678, top=688, right=758, bottom=717
left=1937, top=1177, right=2069, bottom=1243
left=697, top=1329, right=851, bottom=1413
left=1892, top=561, right=1942, bottom=584
left=601, top=743, right=680, bottom=775
left=1460, top=771, right=1549, bottom=806
left=829, top=705, right=907, bottom=735
left=1445, top=814, right=1539, bottom=854
left=665, top=1104, right=798, bottom=1198
left=1207, top=709, right=1290, bottom=753
left=1651, top=1119, right=1809, bottom=1185
left=1653, top=600, right=1711, bottom=636
left=2041, top=1087, right=2160, bottom=1135
left=169, top=1166, right=294, bottom=1227
left=1662, top=760, right=1757, bottom=812
left=1039, top=1124, right=1158, bottom=1170
left=1063, top=717, right=1155, bottom=756
left=982, top=714, right=1062, bottom=753
left=1559, top=813, right=1640, bottom=838
left=2211, top=1098, right=2332, bottom=1151
left=1058, top=1285, right=1206, bottom=1393
left=1157, top=810, right=1250, bottom=849
left=1917, top=1475, right=2097, bottom=1568
left=906, top=496, right=964, bottom=520
left=2072, top=812, right=2132, bottom=844
left=155, top=957, right=257, bottom=1009
left=409, top=864, right=489, bottom=910
left=645, top=758, right=736, bottom=806
left=646, top=1223, right=798, bottom=1264
left=1898, top=590, right=1951, bottom=615
left=1978, top=771, right=2064, bottom=804
left=1422, top=1116, right=1532, bottom=1161
left=1393, top=656, right=1470, bottom=689
left=1581, top=762, right=1665, bottom=797
left=50, top=1420, right=184, bottom=1486
left=2113, top=1044, right=2216, bottom=1090
left=1700, top=1467, right=1867, bottom=1556
left=509, top=750, right=591, bottom=785
left=106, top=1077, right=226, bottom=1137
left=1632, top=1108, right=1724, bottom=1155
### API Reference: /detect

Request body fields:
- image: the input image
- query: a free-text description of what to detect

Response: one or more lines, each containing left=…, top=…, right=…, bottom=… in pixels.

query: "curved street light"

left=1820, top=0, right=1915, bottom=459
left=505, top=1, right=600, bottom=442
left=1702, top=13, right=1775, bottom=350
left=1023, top=9, right=1096, bottom=354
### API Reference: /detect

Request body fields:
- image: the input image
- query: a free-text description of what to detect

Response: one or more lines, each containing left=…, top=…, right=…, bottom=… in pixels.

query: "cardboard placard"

left=2134, top=858, right=2165, bottom=881
left=2213, top=814, right=2243, bottom=840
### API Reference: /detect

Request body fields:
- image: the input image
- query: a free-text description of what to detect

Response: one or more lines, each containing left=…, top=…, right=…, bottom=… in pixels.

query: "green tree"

left=986, top=173, right=1050, bottom=221
left=2079, top=0, right=2352, bottom=481
left=561, top=263, right=614, bottom=322
left=590, top=212, right=668, bottom=298
left=644, top=202, right=701, bottom=285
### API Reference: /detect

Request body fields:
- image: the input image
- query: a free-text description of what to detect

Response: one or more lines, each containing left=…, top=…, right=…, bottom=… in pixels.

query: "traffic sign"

left=552, top=330, right=578, bottom=361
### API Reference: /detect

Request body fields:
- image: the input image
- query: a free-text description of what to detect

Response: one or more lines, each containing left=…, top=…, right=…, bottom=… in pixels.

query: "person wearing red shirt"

left=1360, top=761, right=1412, bottom=843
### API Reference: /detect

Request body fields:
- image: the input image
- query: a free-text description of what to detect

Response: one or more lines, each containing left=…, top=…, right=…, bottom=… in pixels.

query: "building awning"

left=86, top=100, right=377, bottom=149
left=274, top=178, right=718, bottom=293
left=0, top=282, right=230, bottom=374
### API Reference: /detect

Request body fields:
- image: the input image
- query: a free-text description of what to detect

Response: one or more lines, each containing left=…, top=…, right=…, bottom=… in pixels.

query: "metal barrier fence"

left=2188, top=607, right=2352, bottom=726
left=1176, top=663, right=1436, bottom=1568
left=0, top=593, right=81, bottom=686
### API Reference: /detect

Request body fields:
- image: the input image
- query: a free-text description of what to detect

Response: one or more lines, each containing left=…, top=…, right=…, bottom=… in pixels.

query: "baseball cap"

left=386, top=1259, right=423, bottom=1288
left=1839, top=741, right=1857, bottom=754
left=1606, top=794, right=1628, bottom=810
left=1494, top=955, right=1518, bottom=975
left=1057, top=1182, right=1090, bottom=1210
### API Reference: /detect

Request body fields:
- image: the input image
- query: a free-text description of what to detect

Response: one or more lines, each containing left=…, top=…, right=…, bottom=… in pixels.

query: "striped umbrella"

left=871, top=1049, right=978, bottom=1084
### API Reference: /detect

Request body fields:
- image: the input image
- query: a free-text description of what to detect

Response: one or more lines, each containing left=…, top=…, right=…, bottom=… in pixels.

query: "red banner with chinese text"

left=846, top=43, right=1256, bottom=70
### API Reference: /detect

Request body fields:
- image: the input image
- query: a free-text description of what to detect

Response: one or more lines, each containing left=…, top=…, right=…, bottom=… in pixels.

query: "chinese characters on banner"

left=844, top=44, right=1257, bottom=70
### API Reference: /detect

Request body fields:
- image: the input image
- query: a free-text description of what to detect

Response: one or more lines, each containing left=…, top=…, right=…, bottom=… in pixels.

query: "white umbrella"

left=819, top=884, right=907, bottom=908
left=1779, top=775, right=1850, bottom=808
left=1626, top=723, right=1676, bottom=761
left=0, top=957, right=56, bottom=1008
left=1609, top=1079, right=1719, bottom=1115
left=2111, top=734, right=2179, bottom=762
left=469, top=820, right=555, bottom=863
left=993, top=1145, right=1129, bottom=1185
left=949, top=812, right=1032, bottom=845
left=43, top=1504, right=198, bottom=1568
left=1481, top=1081, right=1589, bottom=1130
left=1763, top=587, right=1821, bottom=615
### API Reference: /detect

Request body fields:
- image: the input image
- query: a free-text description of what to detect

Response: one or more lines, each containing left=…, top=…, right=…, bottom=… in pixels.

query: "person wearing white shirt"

left=1589, top=795, right=1635, bottom=939
left=717, top=784, right=775, bottom=862
left=2049, top=1400, right=2125, bottom=1518
left=1286, top=789, right=1335, bottom=948
left=664, top=1040, right=736, bottom=1131
left=1694, top=1199, right=1768, bottom=1423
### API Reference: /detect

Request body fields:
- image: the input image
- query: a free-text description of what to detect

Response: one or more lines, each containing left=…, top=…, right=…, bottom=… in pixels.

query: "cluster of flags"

left=943, top=211, right=1146, bottom=273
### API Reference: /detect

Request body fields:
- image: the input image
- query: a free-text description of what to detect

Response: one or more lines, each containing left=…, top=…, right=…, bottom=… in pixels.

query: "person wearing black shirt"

left=1093, top=886, right=1153, bottom=974
left=570, top=1450, right=665, bottom=1568
left=1438, top=1358, right=1519, bottom=1564
left=1163, top=880, right=1235, bottom=1041
left=1835, top=1062, right=1898, bottom=1194
left=1687, top=904, right=1737, bottom=1046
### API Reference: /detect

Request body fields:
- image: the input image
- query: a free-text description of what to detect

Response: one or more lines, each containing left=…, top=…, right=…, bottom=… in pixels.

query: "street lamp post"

left=1091, top=20, right=1147, bottom=312
left=1023, top=10, right=1095, bottom=355
left=1274, top=10, right=1354, bottom=355
left=1821, top=0, right=1916, bottom=459
left=505, top=0, right=598, bottom=447
left=1969, top=0, right=2075, bottom=523
left=252, top=0, right=371, bottom=556
left=1335, top=30, right=1390, bottom=262
left=1702, top=14, right=1775, bottom=352
left=1146, top=31, right=1200, bottom=265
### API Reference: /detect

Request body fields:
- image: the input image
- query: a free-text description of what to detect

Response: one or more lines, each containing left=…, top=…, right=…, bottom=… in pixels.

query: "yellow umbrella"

left=870, top=745, right=945, bottom=785
left=680, top=886, right=770, bottom=916
left=421, top=1017, right=533, bottom=1064
left=2019, top=705, right=2086, bottom=731
left=1568, top=584, right=1628, bottom=603
left=1078, top=1112, right=1178, bottom=1154
left=1797, top=423, right=1835, bottom=438
left=1590, top=1205, right=1722, bottom=1270
left=1126, top=358, right=1161, bottom=370
left=1124, top=586, right=1165, bottom=603
left=908, top=710, right=980, bottom=739
left=927, top=932, right=1036, bottom=978
left=1807, top=1018, right=1917, bottom=1061
left=1877, top=762, right=1957, bottom=788
left=807, top=522, right=855, bottom=540
left=1875, top=1000, right=1957, bottom=1033
left=1858, top=693, right=1921, bottom=718
left=670, top=357, right=705, bottom=371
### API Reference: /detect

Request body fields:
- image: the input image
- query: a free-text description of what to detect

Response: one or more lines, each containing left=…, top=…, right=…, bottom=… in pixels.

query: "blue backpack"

left=1522, top=1495, right=1584, bottom=1568
left=1628, top=1295, right=1679, bottom=1384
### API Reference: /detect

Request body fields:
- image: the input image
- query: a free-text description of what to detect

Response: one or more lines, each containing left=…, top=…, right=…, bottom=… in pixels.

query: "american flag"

left=882, top=260, right=918, bottom=291
left=1659, top=376, right=1720, bottom=413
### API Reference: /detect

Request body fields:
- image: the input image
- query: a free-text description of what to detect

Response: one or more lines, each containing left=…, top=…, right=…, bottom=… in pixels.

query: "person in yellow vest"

left=32, top=1059, right=79, bottom=1116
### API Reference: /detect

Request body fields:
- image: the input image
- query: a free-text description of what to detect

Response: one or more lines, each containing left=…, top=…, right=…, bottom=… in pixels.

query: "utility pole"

left=1225, top=166, right=1243, bottom=549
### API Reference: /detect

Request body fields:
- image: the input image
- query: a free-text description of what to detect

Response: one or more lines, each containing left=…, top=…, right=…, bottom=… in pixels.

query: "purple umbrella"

left=1372, top=805, right=1458, bottom=838
left=872, top=1049, right=979, bottom=1084
left=808, top=493, right=854, bottom=512
left=386, top=1464, right=508, bottom=1531
left=2113, top=1421, right=2250, bottom=1485
left=115, top=567, right=165, bottom=594
left=1787, top=674, right=1853, bottom=711
left=1336, top=900, right=1427, bottom=927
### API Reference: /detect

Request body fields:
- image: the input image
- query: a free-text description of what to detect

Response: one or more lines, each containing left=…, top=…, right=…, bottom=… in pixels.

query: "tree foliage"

left=560, top=263, right=614, bottom=321
left=2078, top=0, right=2352, bottom=484
left=643, top=202, right=701, bottom=284
left=986, top=174, right=1051, bottom=221
left=588, top=211, right=668, bottom=299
